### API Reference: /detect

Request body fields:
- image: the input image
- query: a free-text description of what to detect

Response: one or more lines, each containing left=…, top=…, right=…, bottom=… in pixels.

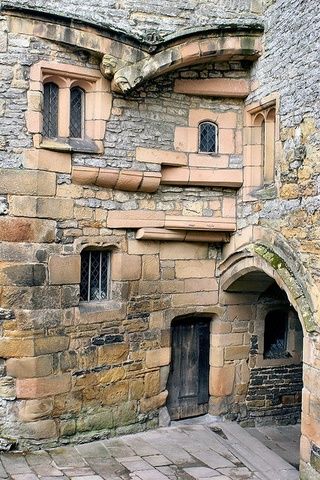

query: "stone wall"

left=245, top=364, right=303, bottom=426
left=0, top=1, right=320, bottom=478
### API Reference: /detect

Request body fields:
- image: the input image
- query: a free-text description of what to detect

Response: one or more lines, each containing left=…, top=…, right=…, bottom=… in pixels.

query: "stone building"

left=0, top=0, right=319, bottom=477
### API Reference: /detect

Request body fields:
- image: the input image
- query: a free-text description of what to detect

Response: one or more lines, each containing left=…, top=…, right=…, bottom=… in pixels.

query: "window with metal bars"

left=70, top=87, right=84, bottom=138
left=199, top=122, right=218, bottom=154
left=43, top=82, right=59, bottom=138
left=80, top=250, right=111, bottom=302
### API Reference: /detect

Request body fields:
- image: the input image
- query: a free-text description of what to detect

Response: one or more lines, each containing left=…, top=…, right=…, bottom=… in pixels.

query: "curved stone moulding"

left=111, top=34, right=262, bottom=93
left=72, top=166, right=161, bottom=193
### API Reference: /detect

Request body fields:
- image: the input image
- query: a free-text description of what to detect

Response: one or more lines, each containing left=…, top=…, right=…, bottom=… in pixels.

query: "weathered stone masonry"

left=0, top=1, right=319, bottom=479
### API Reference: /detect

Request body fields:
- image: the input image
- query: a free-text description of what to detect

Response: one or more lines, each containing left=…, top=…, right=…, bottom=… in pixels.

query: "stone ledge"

left=136, top=228, right=230, bottom=243
left=161, top=166, right=243, bottom=188
left=136, top=147, right=187, bottom=166
left=107, top=211, right=236, bottom=232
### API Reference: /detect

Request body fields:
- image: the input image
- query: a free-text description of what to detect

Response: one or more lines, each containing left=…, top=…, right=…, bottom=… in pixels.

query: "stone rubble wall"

left=1, top=0, right=262, bottom=37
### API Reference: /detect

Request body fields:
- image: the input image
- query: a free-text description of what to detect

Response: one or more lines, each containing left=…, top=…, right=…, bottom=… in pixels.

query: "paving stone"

left=75, top=441, right=111, bottom=459
left=183, top=466, right=219, bottom=478
left=116, top=456, right=151, bottom=472
left=11, top=474, right=39, bottom=480
left=32, top=463, right=64, bottom=476
left=144, top=455, right=172, bottom=467
left=135, top=469, right=170, bottom=480
left=70, top=476, right=103, bottom=480
left=217, top=466, right=252, bottom=479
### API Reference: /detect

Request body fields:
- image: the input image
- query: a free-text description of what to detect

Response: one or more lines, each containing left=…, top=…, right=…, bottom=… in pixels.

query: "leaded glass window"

left=199, top=122, right=217, bottom=154
left=80, top=250, right=110, bottom=302
left=70, top=87, right=84, bottom=138
left=43, top=82, right=59, bottom=138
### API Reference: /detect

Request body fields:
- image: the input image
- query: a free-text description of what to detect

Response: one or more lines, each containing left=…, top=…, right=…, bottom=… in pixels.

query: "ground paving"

left=0, top=421, right=299, bottom=480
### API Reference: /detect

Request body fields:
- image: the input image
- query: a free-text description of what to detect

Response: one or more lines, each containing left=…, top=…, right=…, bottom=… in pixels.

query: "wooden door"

left=167, top=317, right=210, bottom=420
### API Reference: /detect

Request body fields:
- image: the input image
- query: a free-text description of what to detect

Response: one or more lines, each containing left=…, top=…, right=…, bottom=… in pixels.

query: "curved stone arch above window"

left=26, top=61, right=112, bottom=154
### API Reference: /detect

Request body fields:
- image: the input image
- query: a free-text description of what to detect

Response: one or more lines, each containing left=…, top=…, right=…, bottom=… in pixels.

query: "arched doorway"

left=217, top=241, right=320, bottom=477
left=222, top=271, right=303, bottom=427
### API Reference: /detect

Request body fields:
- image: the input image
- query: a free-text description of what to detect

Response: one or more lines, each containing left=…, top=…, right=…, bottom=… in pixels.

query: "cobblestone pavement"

left=0, top=422, right=299, bottom=480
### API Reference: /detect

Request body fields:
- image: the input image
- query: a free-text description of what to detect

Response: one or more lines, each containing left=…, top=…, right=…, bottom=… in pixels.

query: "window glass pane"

left=199, top=122, right=217, bottom=153
left=43, top=83, right=59, bottom=138
left=70, top=87, right=83, bottom=138
left=80, top=250, right=110, bottom=302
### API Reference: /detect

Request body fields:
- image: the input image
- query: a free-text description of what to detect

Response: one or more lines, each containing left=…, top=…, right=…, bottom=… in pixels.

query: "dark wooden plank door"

left=167, top=317, right=210, bottom=420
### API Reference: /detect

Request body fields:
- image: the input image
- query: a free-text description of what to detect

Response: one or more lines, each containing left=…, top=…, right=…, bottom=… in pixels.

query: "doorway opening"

left=167, top=316, right=210, bottom=420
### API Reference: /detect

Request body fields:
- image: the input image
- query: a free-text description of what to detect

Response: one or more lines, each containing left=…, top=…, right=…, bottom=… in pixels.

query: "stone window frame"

left=27, top=61, right=111, bottom=154
left=198, top=121, right=219, bottom=155
left=255, top=303, right=303, bottom=368
left=244, top=94, right=280, bottom=187
left=80, top=248, right=112, bottom=303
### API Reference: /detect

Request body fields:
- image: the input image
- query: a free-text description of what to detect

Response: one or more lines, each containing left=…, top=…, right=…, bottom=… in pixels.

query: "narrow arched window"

left=199, top=122, right=218, bottom=154
left=70, top=87, right=84, bottom=138
left=43, top=82, right=59, bottom=138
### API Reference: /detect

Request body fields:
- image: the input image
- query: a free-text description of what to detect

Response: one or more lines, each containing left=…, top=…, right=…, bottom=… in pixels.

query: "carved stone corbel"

left=100, top=54, right=127, bottom=80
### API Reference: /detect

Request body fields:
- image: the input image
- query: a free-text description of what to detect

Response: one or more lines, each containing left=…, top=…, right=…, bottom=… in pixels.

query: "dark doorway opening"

left=167, top=316, right=210, bottom=420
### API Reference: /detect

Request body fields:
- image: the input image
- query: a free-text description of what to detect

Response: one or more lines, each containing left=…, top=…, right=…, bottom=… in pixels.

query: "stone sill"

left=41, top=137, right=101, bottom=154
left=79, top=300, right=122, bottom=314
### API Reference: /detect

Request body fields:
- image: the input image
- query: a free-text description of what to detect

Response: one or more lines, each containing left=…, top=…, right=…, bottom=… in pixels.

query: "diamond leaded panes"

left=43, top=82, right=59, bottom=138
left=199, top=122, right=217, bottom=153
left=80, top=250, right=110, bottom=302
left=70, top=87, right=84, bottom=138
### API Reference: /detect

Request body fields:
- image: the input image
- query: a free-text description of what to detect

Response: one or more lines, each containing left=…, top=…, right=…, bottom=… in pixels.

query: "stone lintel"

left=174, top=78, right=250, bottom=97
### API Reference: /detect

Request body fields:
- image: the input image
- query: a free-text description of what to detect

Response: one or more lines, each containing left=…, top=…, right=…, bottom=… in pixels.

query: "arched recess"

left=217, top=238, right=320, bottom=475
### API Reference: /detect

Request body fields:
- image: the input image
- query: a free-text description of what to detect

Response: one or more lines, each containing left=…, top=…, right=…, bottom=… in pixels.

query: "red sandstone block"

left=16, top=374, right=71, bottom=399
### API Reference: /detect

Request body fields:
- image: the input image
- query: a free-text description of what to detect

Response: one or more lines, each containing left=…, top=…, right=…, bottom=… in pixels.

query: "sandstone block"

left=130, top=378, right=144, bottom=400
left=209, top=365, right=235, bottom=397
left=0, top=376, right=15, bottom=399
left=113, top=401, right=137, bottom=426
left=142, top=255, right=160, bottom=280
left=140, top=390, right=168, bottom=413
left=146, top=348, right=171, bottom=368
left=184, top=278, right=218, bottom=293
left=19, top=398, right=53, bottom=421
left=144, top=371, right=160, bottom=398
left=36, top=198, right=74, bottom=219
left=224, top=346, right=250, bottom=360
left=0, top=338, right=34, bottom=358
left=9, top=196, right=37, bottom=217
left=0, top=218, right=56, bottom=243
left=0, top=262, right=46, bottom=286
left=24, top=149, right=71, bottom=174
left=77, top=410, right=113, bottom=432
left=175, top=259, right=215, bottom=278
left=49, top=255, right=81, bottom=285
left=128, top=240, right=160, bottom=255
left=98, top=367, right=126, bottom=385
left=136, top=147, right=187, bottom=166
left=34, top=336, right=69, bottom=355
left=160, top=242, right=208, bottom=260
left=0, top=169, right=56, bottom=196
left=6, top=356, right=53, bottom=378
left=16, top=374, right=71, bottom=399
left=112, top=253, right=141, bottom=280
left=23, top=419, right=57, bottom=439
left=98, top=343, right=129, bottom=365
left=172, top=291, right=218, bottom=307
left=101, top=381, right=129, bottom=406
